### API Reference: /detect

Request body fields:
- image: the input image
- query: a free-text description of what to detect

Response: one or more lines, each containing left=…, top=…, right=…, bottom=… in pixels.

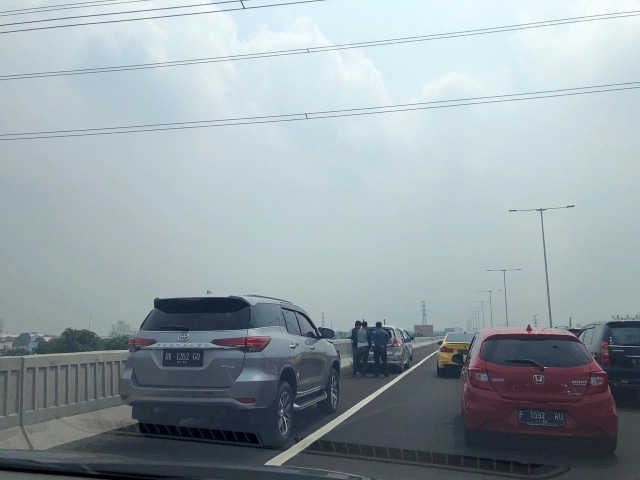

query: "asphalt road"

left=62, top=344, right=640, bottom=480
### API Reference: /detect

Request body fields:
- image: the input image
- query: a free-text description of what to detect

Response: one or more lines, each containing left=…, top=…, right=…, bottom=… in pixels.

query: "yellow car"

left=436, top=332, right=475, bottom=377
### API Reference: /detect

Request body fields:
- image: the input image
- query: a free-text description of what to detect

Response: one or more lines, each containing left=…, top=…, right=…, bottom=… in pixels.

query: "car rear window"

left=480, top=337, right=593, bottom=368
left=446, top=333, right=474, bottom=343
left=141, top=298, right=252, bottom=331
left=367, top=327, right=395, bottom=338
left=609, top=323, right=640, bottom=345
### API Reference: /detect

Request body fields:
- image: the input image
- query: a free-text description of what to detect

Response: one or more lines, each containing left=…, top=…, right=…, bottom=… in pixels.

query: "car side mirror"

left=451, top=353, right=465, bottom=365
left=437, top=340, right=443, bottom=345
left=318, top=327, right=335, bottom=339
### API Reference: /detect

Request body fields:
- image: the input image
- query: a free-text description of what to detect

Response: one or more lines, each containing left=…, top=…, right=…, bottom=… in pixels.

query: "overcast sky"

left=0, top=0, right=639, bottom=336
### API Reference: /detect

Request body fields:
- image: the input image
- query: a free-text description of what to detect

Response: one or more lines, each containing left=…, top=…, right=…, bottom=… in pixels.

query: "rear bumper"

left=463, top=383, right=618, bottom=440
left=605, top=369, right=640, bottom=390
left=118, top=368, right=279, bottom=411
left=365, top=349, right=404, bottom=367
left=438, top=352, right=462, bottom=369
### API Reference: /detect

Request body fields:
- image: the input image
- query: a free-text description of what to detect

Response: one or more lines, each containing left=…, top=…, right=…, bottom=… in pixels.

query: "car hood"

left=0, top=449, right=371, bottom=480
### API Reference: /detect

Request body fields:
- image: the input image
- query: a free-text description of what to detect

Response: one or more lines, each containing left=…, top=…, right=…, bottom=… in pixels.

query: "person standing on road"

left=351, top=320, right=362, bottom=374
left=371, top=321, right=390, bottom=378
left=352, top=321, right=372, bottom=377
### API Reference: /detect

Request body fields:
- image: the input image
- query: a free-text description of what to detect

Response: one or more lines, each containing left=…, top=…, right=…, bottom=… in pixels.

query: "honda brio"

left=453, top=326, right=618, bottom=454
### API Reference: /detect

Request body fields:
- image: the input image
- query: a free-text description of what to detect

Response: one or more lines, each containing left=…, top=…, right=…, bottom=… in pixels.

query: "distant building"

left=414, top=325, right=434, bottom=337
left=110, top=321, right=134, bottom=338
left=444, top=327, right=463, bottom=334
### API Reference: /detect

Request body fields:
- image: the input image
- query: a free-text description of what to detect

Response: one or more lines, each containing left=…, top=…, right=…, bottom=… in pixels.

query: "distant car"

left=436, top=332, right=474, bottom=377
left=577, top=320, right=640, bottom=392
left=365, top=325, right=412, bottom=372
left=455, top=326, right=618, bottom=454
left=119, top=295, right=340, bottom=447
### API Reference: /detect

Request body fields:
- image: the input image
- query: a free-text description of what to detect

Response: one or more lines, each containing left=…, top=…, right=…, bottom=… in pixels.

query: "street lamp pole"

left=487, top=269, right=522, bottom=327
left=479, top=290, right=502, bottom=328
left=474, top=301, right=487, bottom=328
left=509, top=205, right=575, bottom=328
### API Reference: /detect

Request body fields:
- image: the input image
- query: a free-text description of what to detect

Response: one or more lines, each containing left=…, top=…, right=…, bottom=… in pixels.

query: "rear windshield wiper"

left=158, top=325, right=190, bottom=331
left=505, top=358, right=545, bottom=371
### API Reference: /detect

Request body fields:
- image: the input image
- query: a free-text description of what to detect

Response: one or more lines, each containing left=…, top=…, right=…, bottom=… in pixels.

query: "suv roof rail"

left=244, top=294, right=293, bottom=304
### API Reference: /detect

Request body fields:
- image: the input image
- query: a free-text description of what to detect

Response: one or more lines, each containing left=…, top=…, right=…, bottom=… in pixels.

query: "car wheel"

left=404, top=357, right=411, bottom=370
left=318, top=368, right=339, bottom=414
left=259, top=382, right=294, bottom=447
left=592, top=437, right=617, bottom=455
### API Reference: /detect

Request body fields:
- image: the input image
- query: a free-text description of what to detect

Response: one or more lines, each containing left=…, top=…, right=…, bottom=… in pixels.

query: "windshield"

left=1, top=0, right=637, bottom=479
left=610, top=323, right=640, bottom=346
left=141, top=298, right=252, bottom=331
left=480, top=337, right=594, bottom=368
left=445, top=333, right=474, bottom=343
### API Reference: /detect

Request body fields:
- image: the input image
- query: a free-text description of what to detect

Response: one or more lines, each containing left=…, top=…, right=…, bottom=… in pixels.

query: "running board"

left=293, top=391, right=327, bottom=411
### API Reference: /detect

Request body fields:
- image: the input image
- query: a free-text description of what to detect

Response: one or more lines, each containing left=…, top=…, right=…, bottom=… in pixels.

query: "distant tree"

left=2, top=348, right=30, bottom=356
left=101, top=335, right=130, bottom=350
left=34, top=328, right=102, bottom=354
left=13, top=333, right=32, bottom=348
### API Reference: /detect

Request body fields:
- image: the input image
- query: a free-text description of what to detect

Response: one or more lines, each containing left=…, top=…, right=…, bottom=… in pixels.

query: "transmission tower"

left=422, top=301, right=427, bottom=325
left=321, top=312, right=325, bottom=327
left=533, top=315, right=538, bottom=327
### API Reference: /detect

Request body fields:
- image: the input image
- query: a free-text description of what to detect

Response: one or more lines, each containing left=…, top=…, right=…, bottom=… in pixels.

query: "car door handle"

left=308, top=345, right=316, bottom=350
left=289, top=343, right=299, bottom=349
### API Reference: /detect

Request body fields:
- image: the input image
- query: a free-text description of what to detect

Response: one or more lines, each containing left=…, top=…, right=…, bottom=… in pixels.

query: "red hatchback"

left=454, top=326, right=618, bottom=453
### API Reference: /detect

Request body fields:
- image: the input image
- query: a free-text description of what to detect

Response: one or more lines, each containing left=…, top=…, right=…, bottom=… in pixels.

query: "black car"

left=577, top=320, right=640, bottom=391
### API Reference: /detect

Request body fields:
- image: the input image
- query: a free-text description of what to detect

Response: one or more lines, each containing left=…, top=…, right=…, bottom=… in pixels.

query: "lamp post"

left=479, top=290, right=502, bottom=328
left=486, top=269, right=522, bottom=326
left=509, top=205, right=575, bottom=327
left=473, top=301, right=487, bottom=328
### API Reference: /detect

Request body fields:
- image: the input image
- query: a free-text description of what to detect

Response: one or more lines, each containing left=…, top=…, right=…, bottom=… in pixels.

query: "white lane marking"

left=265, top=348, right=440, bottom=466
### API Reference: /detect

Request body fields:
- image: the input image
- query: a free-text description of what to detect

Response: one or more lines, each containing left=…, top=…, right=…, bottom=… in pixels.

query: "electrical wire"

left=1, top=0, right=240, bottom=25
left=0, top=0, right=327, bottom=35
left=0, top=1, right=151, bottom=18
left=1, top=81, right=637, bottom=141
left=2, top=9, right=638, bottom=79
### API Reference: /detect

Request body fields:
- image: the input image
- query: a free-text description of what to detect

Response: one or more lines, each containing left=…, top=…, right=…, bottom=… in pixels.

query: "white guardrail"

left=0, top=337, right=441, bottom=432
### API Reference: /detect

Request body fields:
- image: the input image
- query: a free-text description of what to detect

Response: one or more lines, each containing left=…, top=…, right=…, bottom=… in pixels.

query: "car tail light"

left=587, top=370, right=609, bottom=394
left=128, top=337, right=156, bottom=352
left=600, top=340, right=610, bottom=365
left=469, top=367, right=493, bottom=390
left=439, top=346, right=454, bottom=353
left=212, top=337, right=271, bottom=352
left=387, top=338, right=401, bottom=349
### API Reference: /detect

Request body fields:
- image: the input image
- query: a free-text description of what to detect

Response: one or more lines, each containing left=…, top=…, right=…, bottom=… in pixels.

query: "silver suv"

left=119, top=295, right=340, bottom=446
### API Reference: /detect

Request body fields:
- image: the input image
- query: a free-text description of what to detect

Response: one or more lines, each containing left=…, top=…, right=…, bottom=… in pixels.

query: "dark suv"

left=119, top=295, right=340, bottom=446
left=577, top=320, right=640, bottom=392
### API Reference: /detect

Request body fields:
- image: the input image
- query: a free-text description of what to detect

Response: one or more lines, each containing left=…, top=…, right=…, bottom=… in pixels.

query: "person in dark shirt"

left=371, top=321, right=390, bottom=378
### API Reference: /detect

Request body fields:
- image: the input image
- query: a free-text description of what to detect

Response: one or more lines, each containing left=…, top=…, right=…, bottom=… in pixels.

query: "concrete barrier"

left=0, top=351, right=127, bottom=434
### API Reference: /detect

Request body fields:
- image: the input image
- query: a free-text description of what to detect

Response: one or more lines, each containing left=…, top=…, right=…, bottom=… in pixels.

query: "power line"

left=1, top=0, right=238, bottom=25
left=1, top=81, right=637, bottom=141
left=0, top=0, right=327, bottom=35
left=3, top=9, right=638, bottom=79
left=0, top=0, right=150, bottom=18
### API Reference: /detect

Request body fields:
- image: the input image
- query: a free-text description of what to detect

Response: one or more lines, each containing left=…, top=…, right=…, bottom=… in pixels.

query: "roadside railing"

left=0, top=351, right=126, bottom=430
